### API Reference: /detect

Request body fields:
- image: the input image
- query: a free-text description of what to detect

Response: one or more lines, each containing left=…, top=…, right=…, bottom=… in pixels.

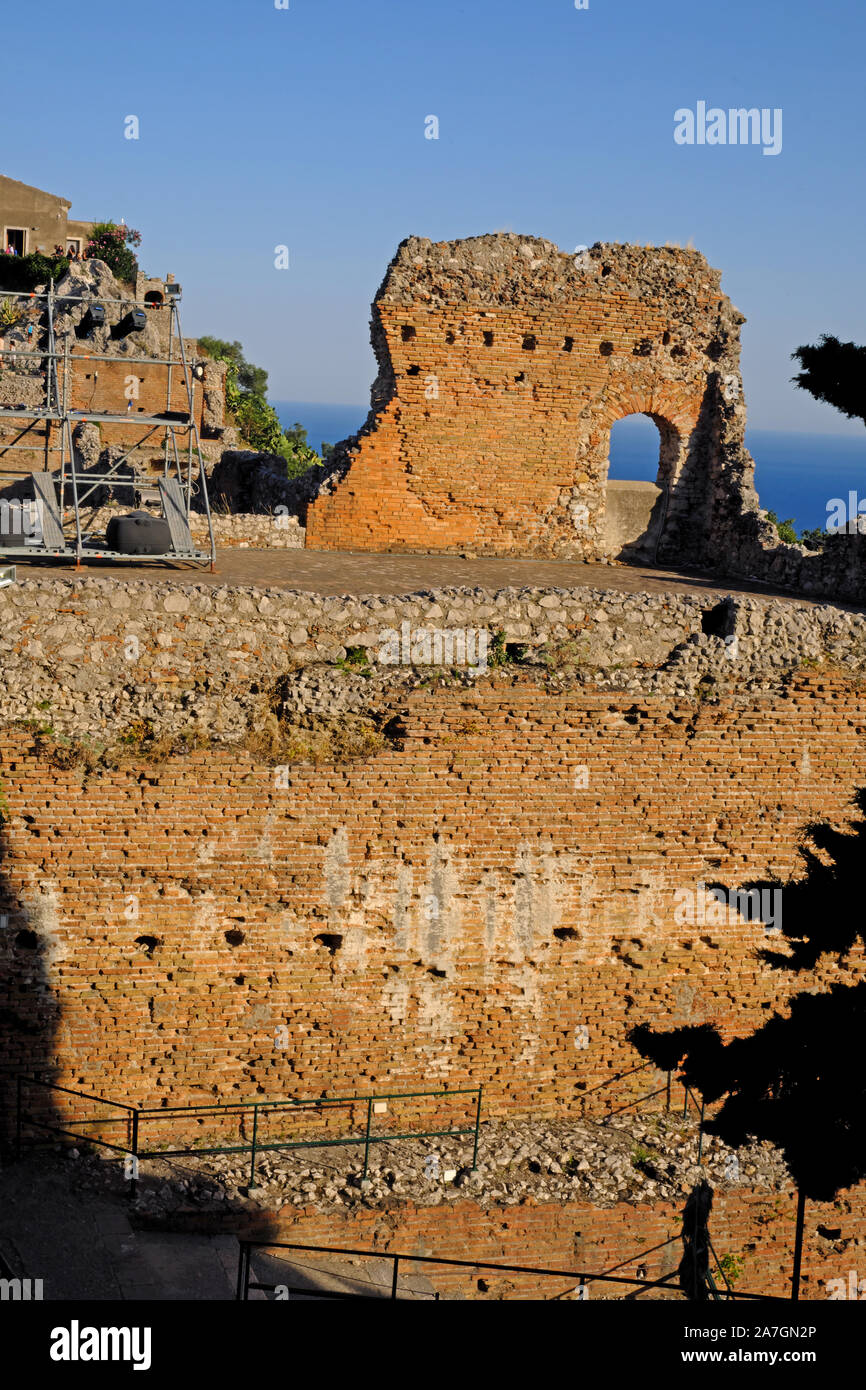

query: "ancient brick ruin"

left=305, top=234, right=763, bottom=568
left=2, top=574, right=865, bottom=1123
left=3, top=239, right=865, bottom=1301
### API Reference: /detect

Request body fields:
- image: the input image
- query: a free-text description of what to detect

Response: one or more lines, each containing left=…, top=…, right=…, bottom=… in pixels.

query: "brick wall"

left=1, top=675, right=864, bottom=1124
left=305, top=235, right=753, bottom=565
left=65, top=354, right=204, bottom=431
left=181, top=1189, right=866, bottom=1301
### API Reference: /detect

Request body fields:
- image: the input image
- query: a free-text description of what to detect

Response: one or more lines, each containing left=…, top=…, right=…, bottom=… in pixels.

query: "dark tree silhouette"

left=680, top=1180, right=714, bottom=1301
left=629, top=788, right=866, bottom=1294
left=791, top=335, right=866, bottom=429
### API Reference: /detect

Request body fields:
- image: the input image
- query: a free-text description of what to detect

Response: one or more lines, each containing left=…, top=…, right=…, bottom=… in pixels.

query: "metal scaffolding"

left=0, top=278, right=216, bottom=569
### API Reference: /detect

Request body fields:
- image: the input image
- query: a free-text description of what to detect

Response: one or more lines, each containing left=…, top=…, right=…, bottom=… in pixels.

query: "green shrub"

left=84, top=222, right=141, bottom=283
left=232, top=391, right=287, bottom=455
left=798, top=526, right=830, bottom=552
left=0, top=296, right=23, bottom=326
left=488, top=631, right=528, bottom=667
left=718, top=1251, right=744, bottom=1284
left=198, top=338, right=322, bottom=476
left=764, top=509, right=799, bottom=545
left=0, top=251, right=69, bottom=292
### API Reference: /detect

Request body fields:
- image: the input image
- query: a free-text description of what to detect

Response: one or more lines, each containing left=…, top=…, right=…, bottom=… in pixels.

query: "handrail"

left=14, top=1073, right=483, bottom=1189
left=235, top=1238, right=785, bottom=1303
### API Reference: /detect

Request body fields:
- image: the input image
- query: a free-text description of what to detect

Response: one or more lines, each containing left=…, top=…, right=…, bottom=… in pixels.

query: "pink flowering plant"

left=84, top=223, right=142, bottom=282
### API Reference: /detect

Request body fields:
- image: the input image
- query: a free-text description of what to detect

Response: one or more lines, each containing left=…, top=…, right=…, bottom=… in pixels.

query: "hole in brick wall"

left=15, top=930, right=38, bottom=950
left=601, top=264, right=612, bottom=276
left=816, top=1225, right=843, bottom=1241
left=562, top=336, right=574, bottom=352
left=234, top=974, right=246, bottom=985
left=553, top=927, right=578, bottom=940
left=477, top=1278, right=490, bottom=1292
left=315, top=933, right=343, bottom=955
left=633, top=338, right=653, bottom=357
left=514, top=372, right=526, bottom=382
left=134, top=935, right=159, bottom=957
left=225, top=929, right=245, bottom=947
left=662, top=330, right=671, bottom=345
left=406, top=365, right=421, bottom=375
left=427, top=966, right=447, bottom=978
left=401, top=325, right=416, bottom=341
left=483, top=331, right=494, bottom=346
left=670, top=343, right=686, bottom=358
left=381, top=714, right=408, bottom=746
left=706, top=337, right=725, bottom=361
left=522, top=334, right=537, bottom=350
left=445, top=331, right=455, bottom=344
left=599, top=341, right=614, bottom=356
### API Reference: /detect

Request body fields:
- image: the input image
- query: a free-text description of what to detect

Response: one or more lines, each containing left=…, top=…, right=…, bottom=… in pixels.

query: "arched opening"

left=143, top=290, right=164, bottom=307
left=609, top=413, right=664, bottom=483
left=604, top=412, right=679, bottom=562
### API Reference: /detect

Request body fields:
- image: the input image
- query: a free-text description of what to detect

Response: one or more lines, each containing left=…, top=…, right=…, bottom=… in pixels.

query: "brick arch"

left=588, top=411, right=685, bottom=564
left=306, top=234, right=750, bottom=563
left=592, top=407, right=687, bottom=485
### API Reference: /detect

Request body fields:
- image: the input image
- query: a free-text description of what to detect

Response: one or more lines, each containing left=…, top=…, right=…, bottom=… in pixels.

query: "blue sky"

left=5, top=0, right=864, bottom=432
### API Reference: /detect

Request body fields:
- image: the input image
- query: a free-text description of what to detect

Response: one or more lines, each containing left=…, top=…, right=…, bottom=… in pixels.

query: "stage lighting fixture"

left=112, top=308, right=147, bottom=339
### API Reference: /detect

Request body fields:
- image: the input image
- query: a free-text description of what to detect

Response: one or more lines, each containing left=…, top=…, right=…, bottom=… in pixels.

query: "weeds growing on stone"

left=718, top=1252, right=744, bottom=1284
left=245, top=711, right=386, bottom=765
left=488, top=631, right=528, bottom=667
left=335, top=645, right=372, bottom=676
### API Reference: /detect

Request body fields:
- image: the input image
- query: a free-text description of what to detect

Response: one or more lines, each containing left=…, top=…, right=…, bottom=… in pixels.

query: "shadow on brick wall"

left=0, top=818, right=60, bottom=1153
left=630, top=787, right=866, bottom=1276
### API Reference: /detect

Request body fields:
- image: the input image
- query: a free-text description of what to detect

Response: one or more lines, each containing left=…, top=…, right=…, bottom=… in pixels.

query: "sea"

left=275, top=401, right=866, bottom=537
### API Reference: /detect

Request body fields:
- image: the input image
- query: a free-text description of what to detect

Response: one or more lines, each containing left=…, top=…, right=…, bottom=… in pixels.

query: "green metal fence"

left=14, top=1074, right=483, bottom=1190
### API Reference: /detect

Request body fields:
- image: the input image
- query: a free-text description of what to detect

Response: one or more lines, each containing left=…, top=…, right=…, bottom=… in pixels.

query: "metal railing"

left=235, top=1238, right=784, bottom=1303
left=582, top=1060, right=709, bottom=1162
left=14, top=1074, right=483, bottom=1189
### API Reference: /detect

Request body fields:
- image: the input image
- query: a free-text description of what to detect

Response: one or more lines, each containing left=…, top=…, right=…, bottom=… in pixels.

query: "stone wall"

left=2, top=576, right=866, bottom=739
left=189, top=511, right=304, bottom=550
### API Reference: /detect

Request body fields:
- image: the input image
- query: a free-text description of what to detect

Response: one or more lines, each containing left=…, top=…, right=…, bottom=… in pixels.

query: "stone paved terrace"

left=6, top=549, right=860, bottom=609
